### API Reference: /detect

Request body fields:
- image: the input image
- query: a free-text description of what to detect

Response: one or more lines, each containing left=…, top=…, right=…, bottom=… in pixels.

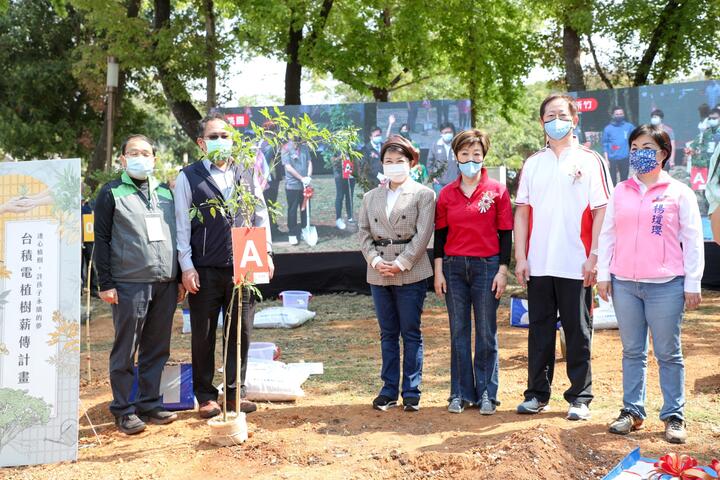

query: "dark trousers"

left=370, top=280, right=426, bottom=400
left=285, top=188, right=307, bottom=237
left=334, top=176, right=355, bottom=220
left=524, top=276, right=593, bottom=405
left=436, top=101, right=449, bottom=128
left=407, top=104, right=419, bottom=132
left=609, top=158, right=629, bottom=185
left=264, top=179, right=281, bottom=232
left=109, top=281, right=177, bottom=417
left=188, top=267, right=255, bottom=403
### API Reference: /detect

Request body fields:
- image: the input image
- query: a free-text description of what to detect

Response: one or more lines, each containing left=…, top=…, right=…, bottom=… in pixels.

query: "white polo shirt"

left=516, top=142, right=613, bottom=280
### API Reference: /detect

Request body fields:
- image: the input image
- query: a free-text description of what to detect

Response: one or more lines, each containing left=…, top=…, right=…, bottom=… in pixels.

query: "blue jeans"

left=444, top=255, right=500, bottom=405
left=611, top=276, right=686, bottom=421
left=370, top=280, right=427, bottom=400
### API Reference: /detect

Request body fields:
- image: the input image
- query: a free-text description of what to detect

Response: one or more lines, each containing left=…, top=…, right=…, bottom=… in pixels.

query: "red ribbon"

left=651, top=454, right=714, bottom=480
left=301, top=185, right=314, bottom=211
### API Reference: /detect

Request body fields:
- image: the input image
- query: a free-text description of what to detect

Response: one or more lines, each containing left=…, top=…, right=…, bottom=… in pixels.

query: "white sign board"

left=0, top=159, right=81, bottom=467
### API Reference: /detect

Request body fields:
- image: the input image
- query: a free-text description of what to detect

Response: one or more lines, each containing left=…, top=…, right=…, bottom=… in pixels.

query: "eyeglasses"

left=124, top=150, right=154, bottom=157
left=205, top=134, right=231, bottom=140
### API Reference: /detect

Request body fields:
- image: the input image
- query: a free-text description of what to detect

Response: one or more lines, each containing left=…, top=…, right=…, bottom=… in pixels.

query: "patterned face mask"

left=629, top=148, right=659, bottom=174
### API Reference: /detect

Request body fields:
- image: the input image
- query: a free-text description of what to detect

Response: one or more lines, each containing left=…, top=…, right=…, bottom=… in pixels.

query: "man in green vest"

left=95, top=134, right=185, bottom=435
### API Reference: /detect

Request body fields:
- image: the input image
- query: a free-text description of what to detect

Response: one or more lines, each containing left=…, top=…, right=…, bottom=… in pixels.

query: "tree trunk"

left=154, top=0, right=202, bottom=139
left=284, top=17, right=302, bottom=105
left=371, top=87, right=389, bottom=102
left=633, top=0, right=680, bottom=86
left=84, top=0, right=140, bottom=191
left=204, top=0, right=216, bottom=111
left=586, top=34, right=613, bottom=89
left=563, top=23, right=586, bottom=92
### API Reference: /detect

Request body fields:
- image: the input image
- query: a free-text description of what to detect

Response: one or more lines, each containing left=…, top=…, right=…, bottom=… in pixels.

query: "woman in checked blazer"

left=358, top=135, right=436, bottom=413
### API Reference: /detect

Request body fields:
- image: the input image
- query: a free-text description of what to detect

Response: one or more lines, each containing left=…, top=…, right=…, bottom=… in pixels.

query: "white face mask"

left=383, top=163, right=410, bottom=183
left=650, top=116, right=662, bottom=126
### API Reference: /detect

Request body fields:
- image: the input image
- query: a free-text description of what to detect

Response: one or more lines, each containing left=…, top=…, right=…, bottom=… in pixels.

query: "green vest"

left=109, top=172, right=178, bottom=283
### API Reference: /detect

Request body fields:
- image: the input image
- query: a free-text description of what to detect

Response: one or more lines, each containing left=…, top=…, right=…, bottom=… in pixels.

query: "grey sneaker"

left=609, top=410, right=643, bottom=435
left=567, top=402, right=591, bottom=421
left=479, top=393, right=496, bottom=415
left=139, top=408, right=178, bottom=425
left=516, top=397, right=548, bottom=414
left=116, top=413, right=146, bottom=435
left=664, top=416, right=687, bottom=444
left=447, top=397, right=466, bottom=414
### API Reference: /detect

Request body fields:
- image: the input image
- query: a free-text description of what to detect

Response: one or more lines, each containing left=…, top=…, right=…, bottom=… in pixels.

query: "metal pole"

left=105, top=87, right=115, bottom=172
left=105, top=56, right=119, bottom=172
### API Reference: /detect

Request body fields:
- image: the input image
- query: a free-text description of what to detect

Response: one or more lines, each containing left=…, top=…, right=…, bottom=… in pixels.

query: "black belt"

left=373, top=238, right=412, bottom=246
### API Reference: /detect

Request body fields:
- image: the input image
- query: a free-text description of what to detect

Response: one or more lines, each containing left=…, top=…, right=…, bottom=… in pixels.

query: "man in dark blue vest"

left=175, top=113, right=274, bottom=418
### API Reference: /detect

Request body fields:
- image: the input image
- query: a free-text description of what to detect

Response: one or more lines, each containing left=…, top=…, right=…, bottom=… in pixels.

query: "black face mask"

left=613, top=116, right=625, bottom=123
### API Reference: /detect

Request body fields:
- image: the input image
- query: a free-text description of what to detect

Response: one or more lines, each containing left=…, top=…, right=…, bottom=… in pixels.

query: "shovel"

left=302, top=185, right=318, bottom=246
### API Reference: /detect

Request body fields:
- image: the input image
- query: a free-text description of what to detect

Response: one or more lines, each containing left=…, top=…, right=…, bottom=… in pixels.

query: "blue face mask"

left=543, top=118, right=573, bottom=140
left=442, top=132, right=454, bottom=143
left=629, top=149, right=659, bottom=174
left=371, top=135, right=383, bottom=145
left=125, top=156, right=154, bottom=180
left=204, top=138, right=233, bottom=160
left=458, top=161, right=482, bottom=177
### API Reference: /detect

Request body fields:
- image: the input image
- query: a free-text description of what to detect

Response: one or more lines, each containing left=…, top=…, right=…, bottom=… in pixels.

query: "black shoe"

left=372, top=395, right=398, bottom=411
left=139, top=407, right=178, bottom=425
left=403, top=397, right=420, bottom=412
left=116, top=414, right=146, bottom=435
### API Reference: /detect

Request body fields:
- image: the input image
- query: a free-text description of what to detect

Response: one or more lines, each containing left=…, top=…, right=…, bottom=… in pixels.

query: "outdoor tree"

left=226, top=0, right=334, bottom=105
left=537, top=0, right=720, bottom=90
left=311, top=0, right=437, bottom=102
left=435, top=0, right=542, bottom=122
left=0, top=388, right=51, bottom=453
left=0, top=0, right=101, bottom=160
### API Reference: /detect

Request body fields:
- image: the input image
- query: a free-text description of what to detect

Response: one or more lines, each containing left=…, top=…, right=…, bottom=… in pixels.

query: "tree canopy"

left=0, top=0, right=717, bottom=176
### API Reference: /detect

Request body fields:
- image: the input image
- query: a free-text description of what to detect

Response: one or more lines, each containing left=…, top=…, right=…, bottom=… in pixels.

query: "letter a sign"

left=231, top=227, right=270, bottom=284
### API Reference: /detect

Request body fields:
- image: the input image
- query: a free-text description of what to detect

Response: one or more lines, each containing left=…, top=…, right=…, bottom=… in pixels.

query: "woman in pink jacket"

left=597, top=125, right=705, bottom=445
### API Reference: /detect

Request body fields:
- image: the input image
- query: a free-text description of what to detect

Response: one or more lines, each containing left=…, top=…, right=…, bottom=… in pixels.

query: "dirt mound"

left=393, top=425, right=611, bottom=479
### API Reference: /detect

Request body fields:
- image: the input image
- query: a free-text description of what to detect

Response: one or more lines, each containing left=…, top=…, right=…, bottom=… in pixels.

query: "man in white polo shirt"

left=514, top=93, right=612, bottom=421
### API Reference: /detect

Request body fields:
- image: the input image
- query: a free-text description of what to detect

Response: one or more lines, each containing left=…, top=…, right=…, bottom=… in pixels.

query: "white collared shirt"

left=516, top=141, right=612, bottom=279
left=370, top=178, right=412, bottom=270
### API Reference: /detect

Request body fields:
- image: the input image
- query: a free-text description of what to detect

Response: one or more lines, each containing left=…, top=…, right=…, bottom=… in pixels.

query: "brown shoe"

left=225, top=398, right=257, bottom=414
left=198, top=400, right=221, bottom=419
left=240, top=400, right=257, bottom=414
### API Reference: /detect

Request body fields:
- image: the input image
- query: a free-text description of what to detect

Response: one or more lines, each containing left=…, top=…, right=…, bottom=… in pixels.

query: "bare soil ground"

left=5, top=290, right=720, bottom=479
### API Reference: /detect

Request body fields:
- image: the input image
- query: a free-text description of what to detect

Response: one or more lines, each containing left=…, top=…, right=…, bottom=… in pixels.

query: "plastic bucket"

left=249, top=342, right=277, bottom=361
left=279, top=290, right=312, bottom=309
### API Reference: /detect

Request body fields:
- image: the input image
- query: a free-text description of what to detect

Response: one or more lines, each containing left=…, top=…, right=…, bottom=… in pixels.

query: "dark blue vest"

left=184, top=161, right=253, bottom=268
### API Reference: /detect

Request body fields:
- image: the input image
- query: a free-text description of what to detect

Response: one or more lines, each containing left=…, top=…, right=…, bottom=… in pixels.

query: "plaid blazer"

left=358, top=179, right=435, bottom=286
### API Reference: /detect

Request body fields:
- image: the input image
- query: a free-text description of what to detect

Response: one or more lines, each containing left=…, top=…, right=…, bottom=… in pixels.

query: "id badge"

left=145, top=213, right=166, bottom=241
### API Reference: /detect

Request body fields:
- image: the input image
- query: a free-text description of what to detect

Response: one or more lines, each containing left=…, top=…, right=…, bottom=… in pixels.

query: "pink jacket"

left=610, top=176, right=686, bottom=279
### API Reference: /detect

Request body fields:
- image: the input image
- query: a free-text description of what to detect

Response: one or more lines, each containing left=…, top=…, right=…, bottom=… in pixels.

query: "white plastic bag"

left=253, top=306, right=316, bottom=329
left=244, top=360, right=308, bottom=401
left=593, top=296, right=618, bottom=330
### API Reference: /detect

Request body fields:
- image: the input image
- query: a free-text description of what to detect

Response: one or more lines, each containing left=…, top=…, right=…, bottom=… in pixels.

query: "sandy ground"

left=4, top=291, right=720, bottom=479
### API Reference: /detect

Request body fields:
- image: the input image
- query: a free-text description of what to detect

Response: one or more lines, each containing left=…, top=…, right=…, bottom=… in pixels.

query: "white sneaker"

left=335, top=218, right=346, bottom=230
left=567, top=402, right=591, bottom=421
left=288, top=235, right=298, bottom=245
